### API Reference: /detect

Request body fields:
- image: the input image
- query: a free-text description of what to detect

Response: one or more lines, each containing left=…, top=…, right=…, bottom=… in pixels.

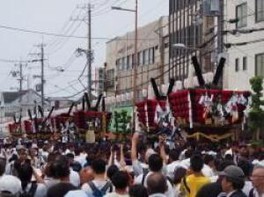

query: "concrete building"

left=104, top=16, right=169, bottom=106
left=169, top=0, right=224, bottom=88
left=0, top=89, right=45, bottom=124
left=224, top=0, right=264, bottom=90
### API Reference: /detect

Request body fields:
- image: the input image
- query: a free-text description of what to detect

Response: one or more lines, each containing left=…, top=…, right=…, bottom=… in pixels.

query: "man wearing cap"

left=220, top=165, right=247, bottom=197
left=5, top=145, right=28, bottom=175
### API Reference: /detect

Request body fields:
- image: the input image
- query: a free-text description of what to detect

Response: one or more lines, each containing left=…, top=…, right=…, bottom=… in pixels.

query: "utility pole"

left=30, top=43, right=46, bottom=109
left=12, top=62, right=26, bottom=114
left=132, top=0, right=138, bottom=131
left=88, top=3, right=92, bottom=99
left=40, top=44, right=45, bottom=109
left=217, top=0, right=224, bottom=55
left=19, top=63, right=23, bottom=95
left=75, top=3, right=93, bottom=99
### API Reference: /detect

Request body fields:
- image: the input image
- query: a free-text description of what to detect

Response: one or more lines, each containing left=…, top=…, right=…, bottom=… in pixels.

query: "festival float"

left=8, top=92, right=112, bottom=142
left=73, top=92, right=111, bottom=143
left=136, top=56, right=251, bottom=142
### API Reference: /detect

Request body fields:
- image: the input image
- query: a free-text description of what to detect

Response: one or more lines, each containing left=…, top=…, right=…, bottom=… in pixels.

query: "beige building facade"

left=104, top=16, right=169, bottom=105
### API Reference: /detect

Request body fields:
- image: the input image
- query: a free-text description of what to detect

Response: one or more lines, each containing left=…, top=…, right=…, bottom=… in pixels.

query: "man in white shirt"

left=166, top=149, right=181, bottom=179
left=249, top=166, right=264, bottom=197
left=81, top=159, right=112, bottom=196
left=134, top=154, right=175, bottom=197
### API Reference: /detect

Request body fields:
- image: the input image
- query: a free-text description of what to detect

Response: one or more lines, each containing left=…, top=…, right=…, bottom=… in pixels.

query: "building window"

left=235, top=58, right=239, bottom=72
left=132, top=54, right=135, bottom=67
left=243, top=56, right=247, bottom=70
left=256, top=0, right=264, bottom=22
left=138, top=52, right=142, bottom=65
left=122, top=57, right=126, bottom=70
left=116, top=59, right=121, bottom=71
left=256, top=53, right=264, bottom=76
left=149, top=48, right=153, bottom=64
left=106, top=69, right=115, bottom=88
left=236, top=3, right=247, bottom=28
left=142, top=50, right=146, bottom=65
left=126, top=56, right=130, bottom=70
left=144, top=49, right=149, bottom=65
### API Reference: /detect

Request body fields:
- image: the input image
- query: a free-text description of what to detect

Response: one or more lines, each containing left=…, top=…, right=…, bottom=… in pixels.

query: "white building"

left=224, top=0, right=264, bottom=90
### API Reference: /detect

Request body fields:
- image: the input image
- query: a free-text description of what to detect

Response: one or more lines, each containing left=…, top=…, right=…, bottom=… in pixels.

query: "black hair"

left=129, top=184, right=148, bottom=197
left=111, top=171, right=129, bottom=190
left=190, top=154, right=204, bottom=172
left=225, top=176, right=245, bottom=190
left=107, top=165, right=119, bottom=181
left=148, top=154, right=163, bottom=172
left=218, top=160, right=234, bottom=172
left=224, top=154, right=233, bottom=161
left=184, top=149, right=193, bottom=159
left=147, top=173, right=168, bottom=195
left=71, top=161, right=82, bottom=172
left=169, top=149, right=180, bottom=162
left=237, top=160, right=252, bottom=178
left=47, top=182, right=77, bottom=197
left=0, top=158, right=6, bottom=176
left=204, top=154, right=214, bottom=165
left=8, top=154, right=18, bottom=163
left=91, top=159, right=106, bottom=174
left=49, top=155, right=70, bottom=179
left=174, top=167, right=187, bottom=184
left=66, top=153, right=74, bottom=159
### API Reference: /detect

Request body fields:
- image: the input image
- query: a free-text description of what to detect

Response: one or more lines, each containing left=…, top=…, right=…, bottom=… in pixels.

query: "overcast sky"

left=0, top=0, right=168, bottom=99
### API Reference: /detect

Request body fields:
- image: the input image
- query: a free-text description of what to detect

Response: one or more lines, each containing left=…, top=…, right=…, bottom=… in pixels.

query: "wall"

left=105, top=16, right=169, bottom=102
left=224, top=0, right=264, bottom=91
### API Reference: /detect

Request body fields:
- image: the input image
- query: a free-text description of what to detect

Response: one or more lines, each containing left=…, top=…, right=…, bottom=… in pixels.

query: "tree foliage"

left=248, top=76, right=264, bottom=138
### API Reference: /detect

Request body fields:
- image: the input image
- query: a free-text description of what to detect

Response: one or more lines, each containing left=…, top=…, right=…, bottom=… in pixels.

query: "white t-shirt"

left=74, top=155, right=87, bottom=167
left=166, top=160, right=181, bottom=179
left=132, top=160, right=147, bottom=176
left=23, top=183, right=47, bottom=197
left=242, top=180, right=253, bottom=196
left=202, top=164, right=215, bottom=177
left=69, top=169, right=80, bottom=187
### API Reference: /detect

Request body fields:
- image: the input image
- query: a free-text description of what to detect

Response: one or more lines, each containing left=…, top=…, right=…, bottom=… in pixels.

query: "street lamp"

left=112, top=0, right=138, bottom=132
left=172, top=43, right=200, bottom=51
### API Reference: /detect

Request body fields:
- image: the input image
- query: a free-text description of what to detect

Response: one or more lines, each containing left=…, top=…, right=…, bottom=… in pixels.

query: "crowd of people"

left=0, top=133, right=263, bottom=197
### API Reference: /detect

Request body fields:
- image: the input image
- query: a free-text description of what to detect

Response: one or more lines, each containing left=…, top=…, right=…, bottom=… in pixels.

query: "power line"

left=225, top=37, right=264, bottom=48
left=46, top=7, right=81, bottom=49
left=0, top=58, right=30, bottom=63
left=0, top=24, right=156, bottom=41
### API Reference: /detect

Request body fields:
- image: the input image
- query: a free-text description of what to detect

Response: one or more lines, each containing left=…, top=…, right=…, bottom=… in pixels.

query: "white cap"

left=32, top=144, right=38, bottom=149
left=145, top=148, right=156, bottom=161
left=16, top=145, right=26, bottom=151
left=0, top=175, right=22, bottom=194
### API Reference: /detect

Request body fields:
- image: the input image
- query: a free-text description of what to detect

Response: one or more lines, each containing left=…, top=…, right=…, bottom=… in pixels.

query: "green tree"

left=248, top=76, right=264, bottom=140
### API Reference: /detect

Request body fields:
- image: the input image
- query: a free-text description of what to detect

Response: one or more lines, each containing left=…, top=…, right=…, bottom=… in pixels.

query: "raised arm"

left=131, top=132, right=140, bottom=162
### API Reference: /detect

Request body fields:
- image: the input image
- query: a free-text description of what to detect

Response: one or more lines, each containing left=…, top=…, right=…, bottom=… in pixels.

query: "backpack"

left=88, top=181, right=113, bottom=197
left=20, top=182, right=37, bottom=197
